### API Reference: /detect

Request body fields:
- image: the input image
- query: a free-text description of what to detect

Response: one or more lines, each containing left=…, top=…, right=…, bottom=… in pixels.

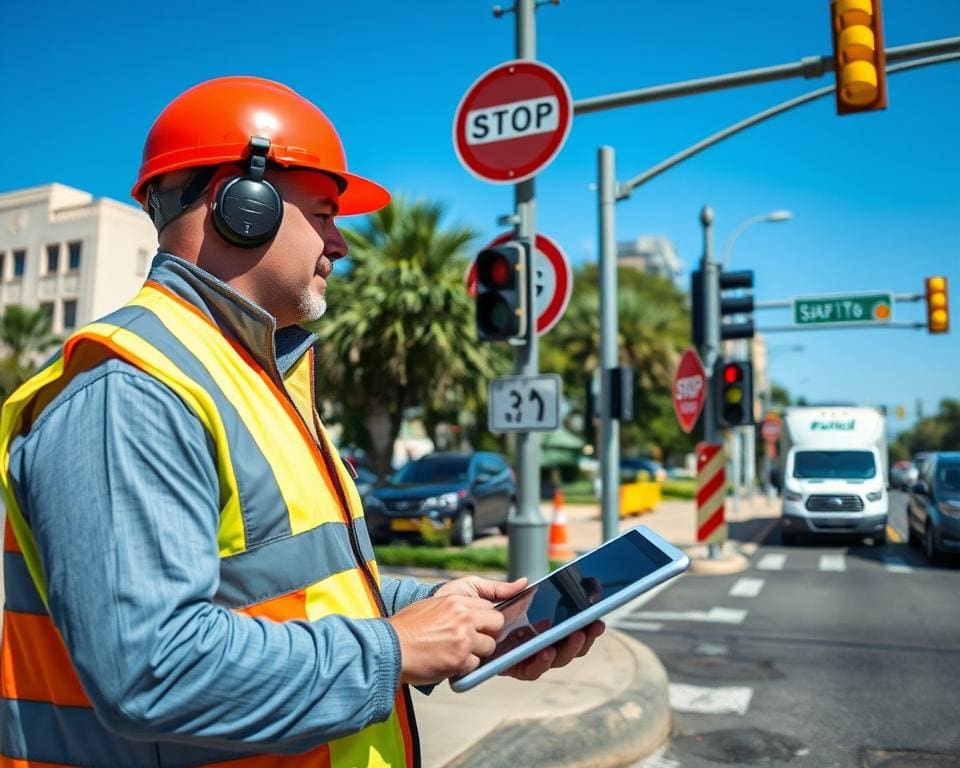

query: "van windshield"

left=793, top=450, right=876, bottom=480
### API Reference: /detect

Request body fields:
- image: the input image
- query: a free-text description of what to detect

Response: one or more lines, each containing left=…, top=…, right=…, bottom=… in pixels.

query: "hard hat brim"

left=335, top=170, right=391, bottom=216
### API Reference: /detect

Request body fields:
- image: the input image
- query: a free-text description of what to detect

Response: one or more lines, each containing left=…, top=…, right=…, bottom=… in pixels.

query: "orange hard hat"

left=131, top=76, right=390, bottom=216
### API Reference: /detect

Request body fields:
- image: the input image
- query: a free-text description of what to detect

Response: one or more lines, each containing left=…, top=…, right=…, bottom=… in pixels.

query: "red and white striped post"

left=696, top=442, right=727, bottom=548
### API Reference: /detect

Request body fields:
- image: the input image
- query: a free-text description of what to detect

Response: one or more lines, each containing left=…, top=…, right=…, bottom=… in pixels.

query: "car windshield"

left=393, top=456, right=470, bottom=484
left=793, top=450, right=876, bottom=480
left=937, top=462, right=960, bottom=498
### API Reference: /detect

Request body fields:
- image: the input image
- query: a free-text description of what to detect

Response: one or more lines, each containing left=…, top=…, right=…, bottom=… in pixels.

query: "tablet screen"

left=489, top=530, right=671, bottom=663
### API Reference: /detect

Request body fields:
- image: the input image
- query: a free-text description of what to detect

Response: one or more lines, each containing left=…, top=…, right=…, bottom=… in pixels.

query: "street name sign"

left=453, top=60, right=573, bottom=184
left=466, top=232, right=573, bottom=335
left=793, top=292, right=893, bottom=327
left=488, top=374, right=562, bottom=433
left=673, top=348, right=707, bottom=434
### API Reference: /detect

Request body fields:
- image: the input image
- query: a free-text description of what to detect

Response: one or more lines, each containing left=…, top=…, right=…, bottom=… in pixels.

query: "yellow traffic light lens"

left=838, top=25, right=875, bottom=63
left=724, top=387, right=743, bottom=405
left=841, top=61, right=879, bottom=105
left=930, top=292, right=947, bottom=309
left=929, top=276, right=946, bottom=292
left=838, top=0, right=873, bottom=27
left=931, top=309, right=948, bottom=329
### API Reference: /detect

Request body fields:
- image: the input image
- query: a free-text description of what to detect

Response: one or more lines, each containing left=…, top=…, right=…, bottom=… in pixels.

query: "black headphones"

left=211, top=136, right=283, bottom=248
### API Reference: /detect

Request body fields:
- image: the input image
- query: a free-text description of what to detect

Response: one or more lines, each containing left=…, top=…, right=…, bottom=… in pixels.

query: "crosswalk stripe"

left=819, top=554, right=846, bottom=572
left=883, top=556, right=913, bottom=574
left=629, top=745, right=681, bottom=768
left=729, top=577, right=765, bottom=597
left=635, top=606, right=747, bottom=624
left=668, top=683, right=753, bottom=715
left=611, top=620, right=663, bottom=632
left=757, top=553, right=787, bottom=571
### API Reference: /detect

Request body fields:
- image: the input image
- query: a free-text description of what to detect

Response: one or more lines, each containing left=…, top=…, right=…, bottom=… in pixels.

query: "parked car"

left=372, top=452, right=516, bottom=546
left=906, top=451, right=960, bottom=564
left=890, top=460, right=919, bottom=491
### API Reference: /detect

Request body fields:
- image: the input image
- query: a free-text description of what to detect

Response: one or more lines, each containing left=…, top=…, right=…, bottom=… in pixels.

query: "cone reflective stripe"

left=697, top=443, right=727, bottom=544
left=548, top=488, right=574, bottom=561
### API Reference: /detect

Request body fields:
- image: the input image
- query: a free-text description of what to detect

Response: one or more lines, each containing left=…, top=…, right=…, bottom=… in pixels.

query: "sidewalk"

left=390, top=492, right=780, bottom=767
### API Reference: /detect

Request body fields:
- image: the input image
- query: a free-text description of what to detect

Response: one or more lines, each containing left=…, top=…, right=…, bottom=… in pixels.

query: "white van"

left=778, top=406, right=888, bottom=545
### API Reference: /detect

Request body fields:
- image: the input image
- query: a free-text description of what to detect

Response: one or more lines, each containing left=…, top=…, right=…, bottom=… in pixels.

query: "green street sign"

left=793, top=292, right=894, bottom=327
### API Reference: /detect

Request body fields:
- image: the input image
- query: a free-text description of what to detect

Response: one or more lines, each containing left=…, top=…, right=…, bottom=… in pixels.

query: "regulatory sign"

left=488, top=374, right=562, bottom=433
left=466, top=232, right=573, bottom=335
left=453, top=60, right=573, bottom=184
left=793, top=292, right=893, bottom=327
left=760, top=413, right=782, bottom=444
left=673, top=348, right=707, bottom=434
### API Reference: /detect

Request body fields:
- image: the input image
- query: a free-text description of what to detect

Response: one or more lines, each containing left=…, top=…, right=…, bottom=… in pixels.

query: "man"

left=0, top=76, right=602, bottom=766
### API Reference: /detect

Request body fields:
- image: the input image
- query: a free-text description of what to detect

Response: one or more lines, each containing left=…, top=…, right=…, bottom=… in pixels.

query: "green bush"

left=661, top=479, right=696, bottom=499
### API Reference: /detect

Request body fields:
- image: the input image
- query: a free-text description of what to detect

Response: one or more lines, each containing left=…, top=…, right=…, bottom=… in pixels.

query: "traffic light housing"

left=475, top=242, right=527, bottom=341
left=714, top=358, right=754, bottom=428
left=719, top=269, right=755, bottom=341
left=830, top=0, right=888, bottom=116
left=925, top=275, right=949, bottom=334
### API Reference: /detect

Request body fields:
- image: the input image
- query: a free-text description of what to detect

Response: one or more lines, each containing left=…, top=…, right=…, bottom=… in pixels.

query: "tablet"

left=450, top=525, right=689, bottom=693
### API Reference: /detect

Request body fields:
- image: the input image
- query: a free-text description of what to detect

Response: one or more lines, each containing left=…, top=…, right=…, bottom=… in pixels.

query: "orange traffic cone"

left=548, top=488, right=575, bottom=561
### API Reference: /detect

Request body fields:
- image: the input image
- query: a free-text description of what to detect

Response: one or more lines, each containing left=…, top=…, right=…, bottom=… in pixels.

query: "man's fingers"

left=551, top=631, right=586, bottom=668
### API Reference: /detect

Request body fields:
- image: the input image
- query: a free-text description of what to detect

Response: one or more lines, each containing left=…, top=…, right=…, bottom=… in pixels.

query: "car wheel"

left=907, top=518, right=920, bottom=548
left=498, top=501, right=515, bottom=535
left=924, top=525, right=940, bottom=565
left=452, top=508, right=475, bottom=547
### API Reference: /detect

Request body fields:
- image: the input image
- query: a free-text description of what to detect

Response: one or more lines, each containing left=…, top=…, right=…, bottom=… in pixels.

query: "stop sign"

left=453, top=60, right=573, bottom=184
left=673, top=348, right=707, bottom=434
left=761, top=414, right=782, bottom=444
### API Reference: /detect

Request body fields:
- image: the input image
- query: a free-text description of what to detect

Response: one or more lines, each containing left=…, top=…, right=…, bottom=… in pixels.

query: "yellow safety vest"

left=0, top=280, right=416, bottom=767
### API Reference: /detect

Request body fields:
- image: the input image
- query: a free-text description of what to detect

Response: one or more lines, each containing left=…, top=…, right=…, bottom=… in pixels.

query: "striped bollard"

left=697, top=442, right=727, bottom=555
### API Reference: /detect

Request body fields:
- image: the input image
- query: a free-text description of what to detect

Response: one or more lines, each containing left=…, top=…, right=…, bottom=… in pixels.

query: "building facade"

left=0, top=184, right=157, bottom=335
left=617, top=235, right=683, bottom=285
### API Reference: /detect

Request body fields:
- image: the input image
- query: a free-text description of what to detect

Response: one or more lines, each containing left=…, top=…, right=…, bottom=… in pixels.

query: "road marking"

left=694, top=642, right=729, bottom=656
left=757, top=553, right=787, bottom=571
left=883, top=556, right=913, bottom=574
left=819, top=554, right=846, bottom=572
left=611, top=620, right=663, bottom=632
left=635, top=606, right=747, bottom=625
left=753, top=517, right=780, bottom=544
left=605, top=578, right=679, bottom=625
left=668, top=683, right=753, bottom=715
left=729, top=577, right=765, bottom=598
left=630, top=745, right=681, bottom=768
left=886, top=524, right=902, bottom=543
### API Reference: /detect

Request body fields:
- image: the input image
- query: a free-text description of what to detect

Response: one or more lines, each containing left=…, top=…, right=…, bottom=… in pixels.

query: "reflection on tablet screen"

left=487, top=531, right=671, bottom=663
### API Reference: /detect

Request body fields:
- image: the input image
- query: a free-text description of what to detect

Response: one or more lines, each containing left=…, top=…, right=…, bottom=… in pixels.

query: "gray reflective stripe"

left=97, top=304, right=291, bottom=548
left=0, top=697, right=158, bottom=766
left=354, top=516, right=377, bottom=564
left=217, top=521, right=360, bottom=608
left=2, top=551, right=46, bottom=615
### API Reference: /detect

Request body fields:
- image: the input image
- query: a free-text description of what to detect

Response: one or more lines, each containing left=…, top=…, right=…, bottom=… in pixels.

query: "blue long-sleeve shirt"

left=5, top=253, right=435, bottom=754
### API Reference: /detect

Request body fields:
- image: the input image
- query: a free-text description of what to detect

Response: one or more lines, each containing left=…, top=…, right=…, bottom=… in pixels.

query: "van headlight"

left=784, top=490, right=802, bottom=502
left=866, top=490, right=883, bottom=502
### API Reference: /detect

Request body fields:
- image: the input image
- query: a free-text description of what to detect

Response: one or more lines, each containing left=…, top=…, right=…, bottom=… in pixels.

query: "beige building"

left=0, top=184, right=157, bottom=334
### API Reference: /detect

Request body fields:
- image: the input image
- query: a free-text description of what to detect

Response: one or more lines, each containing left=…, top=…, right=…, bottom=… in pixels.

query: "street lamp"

left=721, top=209, right=793, bottom=504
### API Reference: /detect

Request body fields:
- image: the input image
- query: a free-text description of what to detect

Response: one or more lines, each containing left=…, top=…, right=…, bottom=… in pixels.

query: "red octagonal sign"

left=453, top=60, right=573, bottom=184
left=673, top=348, right=707, bottom=434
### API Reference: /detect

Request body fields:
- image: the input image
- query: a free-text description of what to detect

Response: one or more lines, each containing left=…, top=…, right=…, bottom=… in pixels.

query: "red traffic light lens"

left=723, top=364, right=742, bottom=384
left=489, top=256, right=510, bottom=286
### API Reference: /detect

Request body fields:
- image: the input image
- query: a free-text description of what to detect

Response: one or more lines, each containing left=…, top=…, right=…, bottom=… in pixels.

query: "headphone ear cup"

left=212, top=176, right=283, bottom=247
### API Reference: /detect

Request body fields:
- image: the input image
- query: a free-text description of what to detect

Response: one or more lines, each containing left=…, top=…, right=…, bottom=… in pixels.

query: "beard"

left=298, top=288, right=327, bottom=323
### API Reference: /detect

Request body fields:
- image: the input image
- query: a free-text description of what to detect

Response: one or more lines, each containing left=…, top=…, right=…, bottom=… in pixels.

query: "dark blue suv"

left=372, top=452, right=516, bottom=546
left=907, top=451, right=960, bottom=564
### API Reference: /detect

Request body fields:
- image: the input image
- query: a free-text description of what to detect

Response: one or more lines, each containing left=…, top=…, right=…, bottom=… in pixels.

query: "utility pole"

left=506, top=0, right=548, bottom=581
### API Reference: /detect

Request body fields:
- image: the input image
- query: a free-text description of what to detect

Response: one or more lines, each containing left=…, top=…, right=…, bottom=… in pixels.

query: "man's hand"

left=501, top=620, right=606, bottom=682
left=434, top=575, right=528, bottom=602
left=388, top=594, right=505, bottom=686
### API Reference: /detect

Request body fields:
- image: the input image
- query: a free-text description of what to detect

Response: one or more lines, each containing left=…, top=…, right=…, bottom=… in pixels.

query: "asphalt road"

left=619, top=491, right=960, bottom=768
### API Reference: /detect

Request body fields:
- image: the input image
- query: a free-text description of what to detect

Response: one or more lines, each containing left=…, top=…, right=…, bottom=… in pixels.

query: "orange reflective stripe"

left=237, top=589, right=309, bottom=622
left=203, top=744, right=331, bottom=768
left=1, top=610, right=91, bottom=707
left=0, top=756, right=74, bottom=768
left=394, top=689, right=415, bottom=768
left=4, top=519, right=21, bottom=554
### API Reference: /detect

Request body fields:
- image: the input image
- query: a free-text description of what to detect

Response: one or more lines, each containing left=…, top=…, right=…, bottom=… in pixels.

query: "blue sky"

left=1, top=0, right=957, bottom=434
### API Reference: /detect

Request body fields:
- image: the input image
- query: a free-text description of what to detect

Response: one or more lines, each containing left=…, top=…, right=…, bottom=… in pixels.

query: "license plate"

left=390, top=518, right=424, bottom=532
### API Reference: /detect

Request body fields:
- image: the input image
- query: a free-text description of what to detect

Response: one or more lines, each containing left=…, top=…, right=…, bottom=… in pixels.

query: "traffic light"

left=719, top=269, right=755, bottom=341
left=925, top=275, right=949, bottom=334
left=830, top=0, right=888, bottom=116
left=475, top=242, right=527, bottom=341
left=714, top=358, right=754, bottom=428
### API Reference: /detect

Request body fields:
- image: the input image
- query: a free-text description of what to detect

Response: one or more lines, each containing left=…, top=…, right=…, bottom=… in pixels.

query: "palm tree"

left=312, top=197, right=510, bottom=476
left=0, top=305, right=60, bottom=398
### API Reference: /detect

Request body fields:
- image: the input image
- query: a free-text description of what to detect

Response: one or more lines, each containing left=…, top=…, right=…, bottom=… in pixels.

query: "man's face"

left=252, top=168, right=348, bottom=327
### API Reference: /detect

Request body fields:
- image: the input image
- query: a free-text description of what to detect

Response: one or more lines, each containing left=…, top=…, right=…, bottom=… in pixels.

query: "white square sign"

left=488, top=374, right=562, bottom=433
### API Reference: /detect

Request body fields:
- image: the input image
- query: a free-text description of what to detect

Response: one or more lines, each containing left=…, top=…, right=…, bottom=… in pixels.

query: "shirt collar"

left=146, top=252, right=317, bottom=379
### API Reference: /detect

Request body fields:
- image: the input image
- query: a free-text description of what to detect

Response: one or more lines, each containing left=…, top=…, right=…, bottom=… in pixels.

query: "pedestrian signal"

left=830, top=0, right=888, bottom=115
left=925, top=276, right=949, bottom=334
left=714, top=359, right=754, bottom=428
left=475, top=242, right=527, bottom=341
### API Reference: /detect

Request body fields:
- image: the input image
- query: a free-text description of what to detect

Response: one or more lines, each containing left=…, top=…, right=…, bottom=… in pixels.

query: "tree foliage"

left=0, top=306, right=59, bottom=398
left=894, top=399, right=960, bottom=455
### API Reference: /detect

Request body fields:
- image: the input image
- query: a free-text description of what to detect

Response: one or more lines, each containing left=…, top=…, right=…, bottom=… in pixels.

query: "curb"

left=683, top=541, right=751, bottom=575
left=442, top=631, right=670, bottom=768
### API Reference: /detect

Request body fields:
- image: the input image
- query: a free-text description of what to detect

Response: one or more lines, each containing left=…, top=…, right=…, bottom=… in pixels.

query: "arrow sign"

left=673, top=348, right=707, bottom=434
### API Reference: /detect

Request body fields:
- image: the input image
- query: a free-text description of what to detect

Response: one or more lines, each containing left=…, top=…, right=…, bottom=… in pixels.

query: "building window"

left=40, top=302, right=55, bottom=326
left=46, top=243, right=60, bottom=275
left=0, top=252, right=5, bottom=281
left=13, top=249, right=26, bottom=279
left=63, top=299, right=78, bottom=330
left=67, top=241, right=82, bottom=272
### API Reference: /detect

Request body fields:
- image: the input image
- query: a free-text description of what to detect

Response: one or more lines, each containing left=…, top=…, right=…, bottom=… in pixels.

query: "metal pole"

left=598, top=146, right=620, bottom=543
left=507, top=0, right=548, bottom=582
left=699, top=206, right=722, bottom=559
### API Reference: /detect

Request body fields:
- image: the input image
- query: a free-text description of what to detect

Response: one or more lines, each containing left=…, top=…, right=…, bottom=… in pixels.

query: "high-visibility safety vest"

left=0, top=280, right=417, bottom=767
